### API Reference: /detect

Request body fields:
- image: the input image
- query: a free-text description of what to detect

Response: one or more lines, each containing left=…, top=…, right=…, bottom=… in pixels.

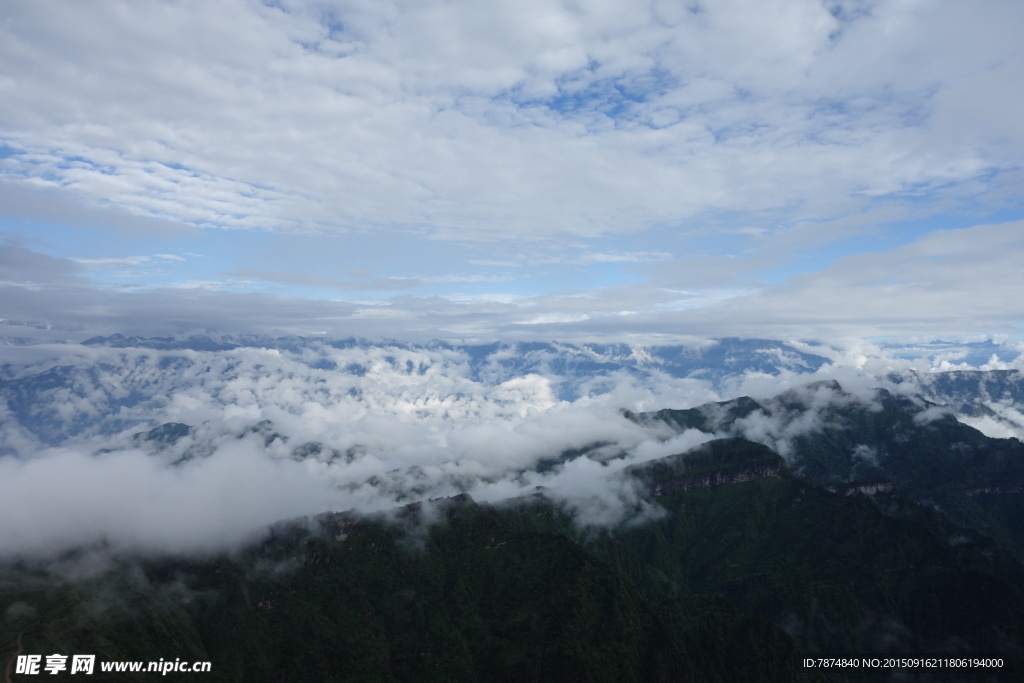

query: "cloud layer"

left=0, top=339, right=713, bottom=556
left=0, top=336, right=1021, bottom=558
left=2, top=0, right=1021, bottom=240
left=1, top=1, right=1022, bottom=342
left=3, top=217, right=1024, bottom=343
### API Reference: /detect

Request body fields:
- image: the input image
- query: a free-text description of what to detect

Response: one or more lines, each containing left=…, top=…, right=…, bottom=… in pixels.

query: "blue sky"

left=1, top=0, right=1023, bottom=342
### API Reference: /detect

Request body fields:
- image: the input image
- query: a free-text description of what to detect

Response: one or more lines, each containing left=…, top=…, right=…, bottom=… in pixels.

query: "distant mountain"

left=81, top=333, right=241, bottom=352
left=890, top=370, right=1024, bottom=438
left=880, top=339, right=1021, bottom=368
left=2, top=335, right=1021, bottom=483
left=76, top=333, right=833, bottom=380
left=0, top=336, right=832, bottom=451
left=445, top=337, right=833, bottom=389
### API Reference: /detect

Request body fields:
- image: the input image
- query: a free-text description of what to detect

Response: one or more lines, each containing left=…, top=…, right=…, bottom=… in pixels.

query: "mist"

left=0, top=337, right=1021, bottom=560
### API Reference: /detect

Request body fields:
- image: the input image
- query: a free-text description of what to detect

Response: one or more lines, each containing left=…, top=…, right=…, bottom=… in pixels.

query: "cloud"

left=0, top=180, right=194, bottom=237
left=685, top=220, right=1024, bottom=338
left=1, top=214, right=1022, bottom=343
left=0, top=439, right=346, bottom=557
left=72, top=255, right=169, bottom=267
left=418, top=274, right=515, bottom=283
left=0, top=0, right=1019, bottom=244
left=0, top=240, right=86, bottom=288
left=226, top=268, right=421, bottom=291
left=0, top=1, right=1019, bottom=346
left=957, top=403, right=1024, bottom=441
left=72, top=257, right=141, bottom=267
left=538, top=251, right=674, bottom=265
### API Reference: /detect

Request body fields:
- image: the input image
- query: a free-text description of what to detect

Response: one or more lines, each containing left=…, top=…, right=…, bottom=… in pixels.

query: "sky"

left=2, top=0, right=1023, bottom=343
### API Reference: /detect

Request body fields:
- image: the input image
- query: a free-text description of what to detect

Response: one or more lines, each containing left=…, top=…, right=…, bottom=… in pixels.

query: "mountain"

left=447, top=337, right=832, bottom=390
left=1, top=496, right=821, bottom=683
left=5, top=334, right=1022, bottom=454
left=75, top=334, right=832, bottom=380
left=5, top=382, right=1024, bottom=680
left=633, top=380, right=1024, bottom=560
left=3, top=335, right=1024, bottom=680
left=3, top=446, right=1022, bottom=680
left=81, top=333, right=241, bottom=352
left=0, top=336, right=831, bottom=453
left=903, top=369, right=1024, bottom=407
left=605, top=438, right=1024, bottom=662
left=880, top=340, right=1021, bottom=369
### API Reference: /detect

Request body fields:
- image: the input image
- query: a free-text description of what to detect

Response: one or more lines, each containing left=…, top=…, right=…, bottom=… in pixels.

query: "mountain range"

left=3, top=346, right=1024, bottom=680
left=2, top=335, right=1022, bottom=451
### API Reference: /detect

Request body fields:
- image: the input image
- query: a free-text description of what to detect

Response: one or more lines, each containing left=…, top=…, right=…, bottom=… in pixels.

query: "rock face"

left=652, top=460, right=784, bottom=495
left=628, top=437, right=788, bottom=496
left=823, top=481, right=895, bottom=496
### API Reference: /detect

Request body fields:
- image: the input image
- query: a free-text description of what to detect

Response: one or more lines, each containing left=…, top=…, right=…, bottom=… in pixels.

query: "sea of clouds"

left=1, top=337, right=1022, bottom=558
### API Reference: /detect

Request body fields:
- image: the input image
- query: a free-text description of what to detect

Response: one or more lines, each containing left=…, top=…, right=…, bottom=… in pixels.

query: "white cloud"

left=686, top=220, right=1024, bottom=338
left=0, top=1, right=1020, bottom=347
left=72, top=256, right=152, bottom=267
left=0, top=0, right=1019, bottom=244
left=418, top=274, right=515, bottom=283
left=0, top=439, right=346, bottom=557
left=539, top=251, right=674, bottom=265
left=226, top=268, right=421, bottom=290
left=1, top=215, right=1022, bottom=342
